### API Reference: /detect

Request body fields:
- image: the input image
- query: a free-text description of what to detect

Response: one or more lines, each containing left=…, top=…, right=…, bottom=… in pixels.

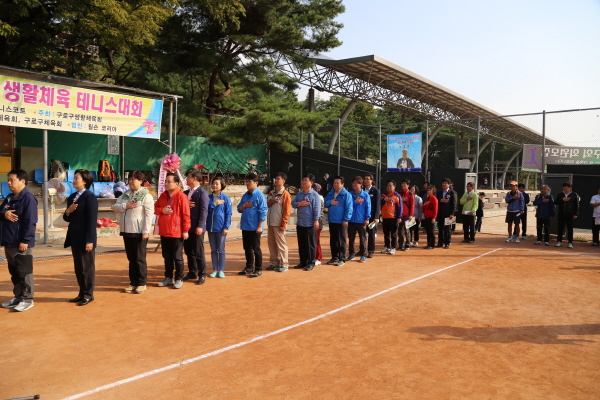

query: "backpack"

left=98, top=160, right=112, bottom=182
left=110, top=170, right=118, bottom=183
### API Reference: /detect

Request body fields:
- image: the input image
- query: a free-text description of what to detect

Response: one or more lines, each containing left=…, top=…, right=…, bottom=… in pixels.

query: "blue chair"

left=34, top=169, right=44, bottom=184
left=67, top=169, right=75, bottom=182
left=90, top=171, right=97, bottom=181
left=61, top=182, right=76, bottom=196
left=0, top=182, right=9, bottom=198
left=92, top=182, right=114, bottom=197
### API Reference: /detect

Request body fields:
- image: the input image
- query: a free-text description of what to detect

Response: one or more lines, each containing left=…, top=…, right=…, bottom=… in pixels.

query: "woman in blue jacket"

left=206, top=177, right=232, bottom=278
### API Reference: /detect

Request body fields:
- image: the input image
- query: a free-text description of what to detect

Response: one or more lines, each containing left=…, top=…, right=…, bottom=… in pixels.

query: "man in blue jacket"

left=324, top=176, right=353, bottom=266
left=292, top=174, right=321, bottom=271
left=238, top=173, right=268, bottom=277
left=505, top=181, right=525, bottom=243
left=183, top=170, right=209, bottom=284
left=348, top=176, right=371, bottom=263
left=1, top=169, right=38, bottom=312
left=533, top=184, right=554, bottom=245
left=363, top=174, right=380, bottom=258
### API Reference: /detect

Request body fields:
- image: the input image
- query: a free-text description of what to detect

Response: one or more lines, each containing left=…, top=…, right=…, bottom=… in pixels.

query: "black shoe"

left=69, top=296, right=84, bottom=303
left=461, top=240, right=469, bottom=243
left=197, top=276, right=206, bottom=285
left=182, top=275, right=198, bottom=281
left=248, top=270, right=262, bottom=278
left=435, top=244, right=443, bottom=248
left=238, top=269, right=253, bottom=275
left=326, top=258, right=338, bottom=265
left=78, top=298, right=93, bottom=306
left=367, top=252, right=374, bottom=258
left=444, top=244, right=450, bottom=249
left=293, top=264, right=306, bottom=269
left=304, top=263, right=315, bottom=271
left=266, top=265, right=276, bottom=271
left=468, top=240, right=474, bottom=244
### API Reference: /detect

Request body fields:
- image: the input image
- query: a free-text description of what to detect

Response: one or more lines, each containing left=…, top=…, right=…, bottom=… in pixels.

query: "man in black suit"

left=64, top=169, right=98, bottom=306
left=435, top=178, right=455, bottom=249
left=363, top=174, right=380, bottom=258
left=183, top=170, right=209, bottom=284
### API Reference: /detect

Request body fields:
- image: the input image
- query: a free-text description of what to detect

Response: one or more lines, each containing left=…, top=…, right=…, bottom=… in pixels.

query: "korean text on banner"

left=387, top=133, right=422, bottom=172
left=0, top=74, right=163, bottom=138
left=522, top=144, right=600, bottom=172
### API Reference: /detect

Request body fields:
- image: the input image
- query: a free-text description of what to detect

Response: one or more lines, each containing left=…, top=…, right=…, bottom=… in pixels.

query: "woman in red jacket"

left=155, top=173, right=191, bottom=289
left=422, top=185, right=439, bottom=250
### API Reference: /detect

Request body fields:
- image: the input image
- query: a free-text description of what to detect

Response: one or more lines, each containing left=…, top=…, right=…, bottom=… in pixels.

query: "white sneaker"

left=389, top=248, right=396, bottom=255
left=545, top=242, right=550, bottom=246
left=14, top=300, right=34, bottom=312
left=412, top=242, right=419, bottom=247
left=555, top=242, right=563, bottom=247
left=567, top=242, right=573, bottom=249
left=381, top=247, right=389, bottom=254
left=505, top=236, right=513, bottom=243
left=158, top=277, right=173, bottom=287
left=314, top=260, right=322, bottom=266
left=515, top=237, right=520, bottom=243
left=173, top=280, right=183, bottom=289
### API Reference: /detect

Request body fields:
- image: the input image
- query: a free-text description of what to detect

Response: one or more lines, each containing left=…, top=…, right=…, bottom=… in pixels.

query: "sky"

left=297, top=0, right=600, bottom=146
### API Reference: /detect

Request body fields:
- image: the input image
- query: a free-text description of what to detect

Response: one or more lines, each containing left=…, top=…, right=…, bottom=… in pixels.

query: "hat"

left=312, top=183, right=322, bottom=192
left=510, top=181, right=518, bottom=186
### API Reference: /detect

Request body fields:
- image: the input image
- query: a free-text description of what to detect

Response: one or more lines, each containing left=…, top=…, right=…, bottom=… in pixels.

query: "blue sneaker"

left=217, top=272, right=225, bottom=278
left=359, top=256, right=367, bottom=263
left=209, top=271, right=218, bottom=278
left=347, top=254, right=356, bottom=261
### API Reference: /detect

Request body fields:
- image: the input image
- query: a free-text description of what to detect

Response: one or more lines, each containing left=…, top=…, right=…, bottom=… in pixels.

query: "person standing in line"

left=516, top=183, right=530, bottom=240
left=292, top=174, right=321, bottom=271
left=347, top=176, right=371, bottom=263
left=266, top=172, right=292, bottom=272
left=0, top=169, right=38, bottom=312
left=418, top=181, right=429, bottom=198
left=363, top=174, right=380, bottom=258
left=183, top=170, right=209, bottom=285
left=380, top=180, right=402, bottom=255
left=396, top=179, right=414, bottom=251
left=206, top=177, right=232, bottom=278
left=64, top=169, right=98, bottom=306
left=449, top=182, right=458, bottom=234
left=324, top=176, right=353, bottom=266
left=555, top=182, right=580, bottom=248
left=475, top=192, right=485, bottom=233
left=505, top=181, right=525, bottom=243
left=533, top=185, right=555, bottom=246
left=459, top=182, right=478, bottom=244
left=238, top=173, right=268, bottom=277
left=590, top=186, right=600, bottom=246
left=155, top=173, right=191, bottom=289
left=422, top=184, right=438, bottom=250
left=435, top=178, right=455, bottom=249
left=312, top=182, right=325, bottom=266
left=409, top=184, right=423, bottom=247
left=113, top=170, right=154, bottom=294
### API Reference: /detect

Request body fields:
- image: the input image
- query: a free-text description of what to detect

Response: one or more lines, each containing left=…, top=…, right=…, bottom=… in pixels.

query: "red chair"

left=194, top=164, right=210, bottom=185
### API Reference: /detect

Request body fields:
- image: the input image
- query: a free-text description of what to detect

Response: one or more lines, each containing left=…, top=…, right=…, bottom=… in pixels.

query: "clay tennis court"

left=2, top=232, right=600, bottom=399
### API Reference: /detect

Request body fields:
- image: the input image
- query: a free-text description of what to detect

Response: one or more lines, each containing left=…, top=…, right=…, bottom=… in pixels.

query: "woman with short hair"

left=113, top=170, right=154, bottom=294
left=64, top=169, right=98, bottom=306
left=206, top=177, right=232, bottom=278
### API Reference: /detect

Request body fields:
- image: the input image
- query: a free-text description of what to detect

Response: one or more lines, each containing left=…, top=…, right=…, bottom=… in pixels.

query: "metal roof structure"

left=275, top=54, right=559, bottom=146
left=0, top=65, right=182, bottom=101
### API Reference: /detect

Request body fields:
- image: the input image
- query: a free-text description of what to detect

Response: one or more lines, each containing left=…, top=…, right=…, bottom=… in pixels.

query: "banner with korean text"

left=522, top=144, right=600, bottom=172
left=0, top=74, right=163, bottom=138
left=387, top=133, right=422, bottom=172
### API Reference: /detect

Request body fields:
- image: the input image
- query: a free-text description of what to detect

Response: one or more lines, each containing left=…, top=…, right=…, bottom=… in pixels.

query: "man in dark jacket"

left=435, top=178, right=456, bottom=249
left=555, top=182, right=579, bottom=248
left=183, top=170, right=209, bottom=284
left=533, top=185, right=554, bottom=245
left=1, top=169, right=38, bottom=312
left=363, top=174, right=380, bottom=258
left=516, top=183, right=531, bottom=239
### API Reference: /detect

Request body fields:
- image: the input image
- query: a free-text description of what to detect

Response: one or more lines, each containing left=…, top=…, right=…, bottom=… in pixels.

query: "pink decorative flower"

left=142, top=120, right=157, bottom=134
left=161, top=153, right=181, bottom=172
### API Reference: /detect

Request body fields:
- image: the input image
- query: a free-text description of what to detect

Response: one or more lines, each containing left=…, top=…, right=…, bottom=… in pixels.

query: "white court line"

left=62, top=247, right=504, bottom=400
left=506, top=247, right=600, bottom=258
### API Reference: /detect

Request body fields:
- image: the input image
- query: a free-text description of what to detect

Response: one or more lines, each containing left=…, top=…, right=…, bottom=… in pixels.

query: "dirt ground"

left=1, top=232, right=600, bottom=400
